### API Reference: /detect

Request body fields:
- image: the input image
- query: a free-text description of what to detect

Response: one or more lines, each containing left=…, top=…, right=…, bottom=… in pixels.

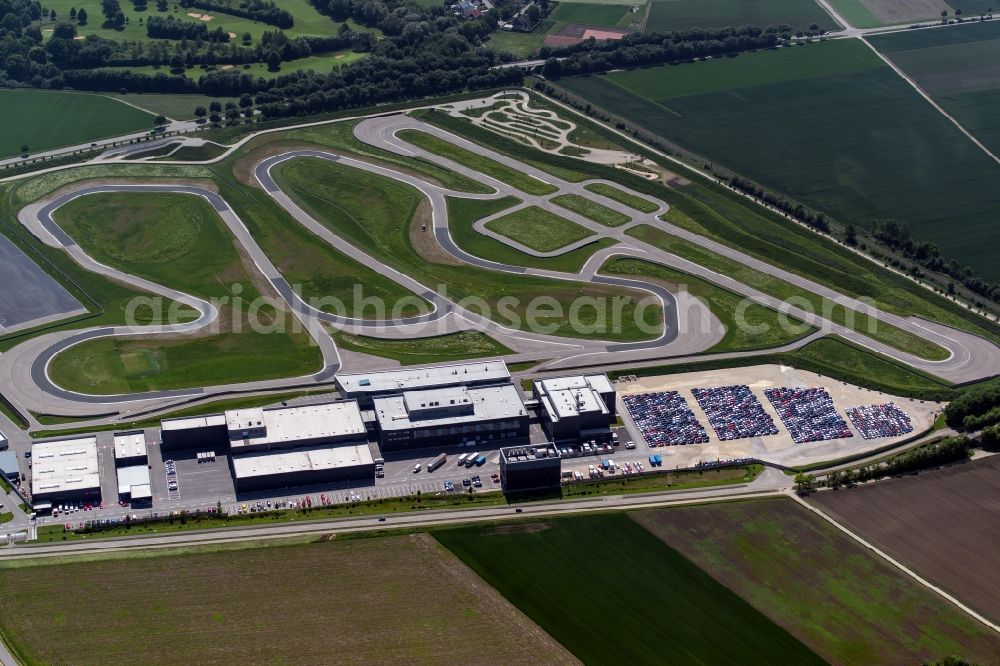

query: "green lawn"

left=46, top=192, right=321, bottom=393
left=434, top=513, right=825, bottom=665
left=111, top=93, right=239, bottom=120
left=396, top=128, right=558, bottom=195
left=870, top=20, right=1000, bottom=156
left=485, top=29, right=547, bottom=58
left=633, top=499, right=1000, bottom=664
left=602, top=257, right=814, bottom=351
left=557, top=39, right=1000, bottom=281
left=484, top=206, right=595, bottom=252
left=551, top=193, right=632, bottom=226
left=331, top=330, right=511, bottom=365
left=584, top=182, right=660, bottom=212
left=272, top=157, right=662, bottom=342
left=446, top=196, right=615, bottom=273
left=645, top=0, right=837, bottom=32
left=0, top=90, right=154, bottom=158
left=549, top=1, right=633, bottom=26
left=629, top=223, right=950, bottom=360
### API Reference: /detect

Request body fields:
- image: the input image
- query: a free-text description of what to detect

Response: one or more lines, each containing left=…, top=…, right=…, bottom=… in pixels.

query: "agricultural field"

left=487, top=0, right=642, bottom=56
left=0, top=535, right=577, bottom=666
left=434, top=513, right=825, bottom=665
left=0, top=89, right=154, bottom=158
left=556, top=39, right=1000, bottom=281
left=644, top=0, right=836, bottom=33
left=826, top=0, right=974, bottom=27
left=811, top=455, right=1000, bottom=624
left=870, top=20, right=1000, bottom=155
left=46, top=191, right=321, bottom=393
left=272, top=157, right=662, bottom=342
left=109, top=93, right=239, bottom=120
left=548, top=1, right=637, bottom=28
left=484, top=206, right=595, bottom=252
left=633, top=498, right=1000, bottom=664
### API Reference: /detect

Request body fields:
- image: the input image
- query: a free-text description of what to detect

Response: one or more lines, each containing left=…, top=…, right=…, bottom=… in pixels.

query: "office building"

left=336, top=361, right=510, bottom=407
left=499, top=444, right=562, bottom=493
left=533, top=374, right=616, bottom=442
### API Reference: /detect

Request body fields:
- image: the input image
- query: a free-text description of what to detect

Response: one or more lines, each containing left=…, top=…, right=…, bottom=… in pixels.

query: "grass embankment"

left=330, top=330, right=511, bottom=366
left=551, top=192, right=631, bottom=227
left=630, top=223, right=950, bottom=361
left=396, top=128, right=558, bottom=195
left=28, top=390, right=335, bottom=439
left=272, top=157, right=662, bottom=342
left=584, top=182, right=660, bottom=213
left=610, top=336, right=955, bottom=401
left=434, top=513, right=825, bottom=665
left=0, top=534, right=574, bottom=665
left=0, top=395, right=29, bottom=430
left=446, top=196, right=615, bottom=273
left=418, top=94, right=1000, bottom=347
left=602, top=258, right=815, bottom=352
left=45, top=192, right=322, bottom=394
left=562, top=464, right=762, bottom=498
left=484, top=205, right=595, bottom=253
left=0, top=89, right=154, bottom=159
left=634, top=498, right=1000, bottom=664
left=37, top=491, right=507, bottom=543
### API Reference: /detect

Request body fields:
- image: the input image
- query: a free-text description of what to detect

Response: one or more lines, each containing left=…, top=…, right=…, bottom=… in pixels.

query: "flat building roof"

left=114, top=431, right=147, bottom=460
left=535, top=375, right=614, bottom=421
left=375, top=384, right=526, bottom=432
left=228, top=401, right=366, bottom=450
left=31, top=437, right=100, bottom=496
left=336, top=361, right=510, bottom=395
left=116, top=464, right=151, bottom=496
left=231, top=443, right=374, bottom=479
left=161, top=414, right=227, bottom=431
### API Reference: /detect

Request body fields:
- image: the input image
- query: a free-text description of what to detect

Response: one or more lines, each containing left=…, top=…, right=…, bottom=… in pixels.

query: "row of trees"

left=179, top=0, right=293, bottom=29
left=146, top=14, right=230, bottom=41
left=728, top=175, right=830, bottom=233
left=822, top=436, right=972, bottom=489
left=945, top=382, right=1000, bottom=429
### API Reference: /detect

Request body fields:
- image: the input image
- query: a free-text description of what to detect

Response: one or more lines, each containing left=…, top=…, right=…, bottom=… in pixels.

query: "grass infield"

left=484, top=205, right=595, bottom=252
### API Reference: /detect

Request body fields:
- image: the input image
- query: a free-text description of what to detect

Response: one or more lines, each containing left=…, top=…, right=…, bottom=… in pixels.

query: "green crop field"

left=46, top=192, right=321, bottom=393
left=602, top=258, right=814, bottom=351
left=0, top=535, right=575, bottom=665
left=557, top=39, right=1000, bottom=281
left=870, top=20, right=1000, bottom=156
left=273, top=157, right=662, bottom=342
left=434, top=513, right=824, bottom=665
left=549, top=2, right=634, bottom=27
left=824, top=0, right=882, bottom=27
left=484, top=206, right=595, bottom=252
left=0, top=89, right=154, bottom=158
left=645, top=0, right=836, bottom=32
left=633, top=498, right=1000, bottom=664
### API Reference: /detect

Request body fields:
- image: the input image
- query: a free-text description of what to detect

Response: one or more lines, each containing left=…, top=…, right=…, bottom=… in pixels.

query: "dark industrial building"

left=499, top=444, right=562, bottom=493
left=160, top=414, right=228, bottom=451
left=533, top=374, right=617, bottom=442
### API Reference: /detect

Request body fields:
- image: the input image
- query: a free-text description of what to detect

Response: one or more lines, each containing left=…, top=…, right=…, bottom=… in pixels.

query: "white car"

left=413, top=463, right=422, bottom=473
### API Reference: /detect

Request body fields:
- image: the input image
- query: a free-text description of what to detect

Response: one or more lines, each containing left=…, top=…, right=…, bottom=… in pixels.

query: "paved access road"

left=2, top=112, right=998, bottom=418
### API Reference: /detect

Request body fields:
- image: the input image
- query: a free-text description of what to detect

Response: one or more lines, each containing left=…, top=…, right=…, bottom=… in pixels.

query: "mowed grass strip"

left=47, top=192, right=320, bottom=393
left=484, top=206, right=595, bottom=252
left=645, top=0, right=837, bottom=32
left=434, top=513, right=824, bottom=665
left=0, top=535, right=577, bottom=666
left=584, top=182, right=660, bottom=213
left=633, top=498, right=1000, bottom=665
left=602, top=258, right=814, bottom=351
left=0, top=90, right=154, bottom=158
left=331, top=329, right=511, bottom=365
left=273, top=157, right=662, bottom=342
left=558, top=39, right=1000, bottom=281
left=397, top=128, right=558, bottom=195
left=630, top=220, right=951, bottom=361
left=551, top=193, right=631, bottom=227
left=447, top=196, right=614, bottom=272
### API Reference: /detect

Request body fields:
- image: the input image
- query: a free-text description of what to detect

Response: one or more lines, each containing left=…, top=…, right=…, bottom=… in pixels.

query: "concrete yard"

left=616, top=364, right=939, bottom=468
left=0, top=233, right=85, bottom=334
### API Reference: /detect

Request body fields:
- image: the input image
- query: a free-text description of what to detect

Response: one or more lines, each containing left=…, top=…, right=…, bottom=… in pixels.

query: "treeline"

left=945, top=381, right=1000, bottom=430
left=871, top=218, right=998, bottom=304
left=824, top=436, right=972, bottom=488
left=729, top=175, right=830, bottom=233
left=146, top=15, right=230, bottom=42
left=179, top=0, right=293, bottom=29
left=541, top=25, right=789, bottom=78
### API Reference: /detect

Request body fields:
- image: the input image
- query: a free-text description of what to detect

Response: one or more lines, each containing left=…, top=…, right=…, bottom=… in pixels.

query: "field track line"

left=790, top=491, right=1000, bottom=635
left=859, top=37, right=1000, bottom=168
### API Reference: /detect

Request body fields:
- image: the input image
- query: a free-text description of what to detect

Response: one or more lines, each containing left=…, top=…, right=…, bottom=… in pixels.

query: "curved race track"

left=3, top=112, right=999, bottom=415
